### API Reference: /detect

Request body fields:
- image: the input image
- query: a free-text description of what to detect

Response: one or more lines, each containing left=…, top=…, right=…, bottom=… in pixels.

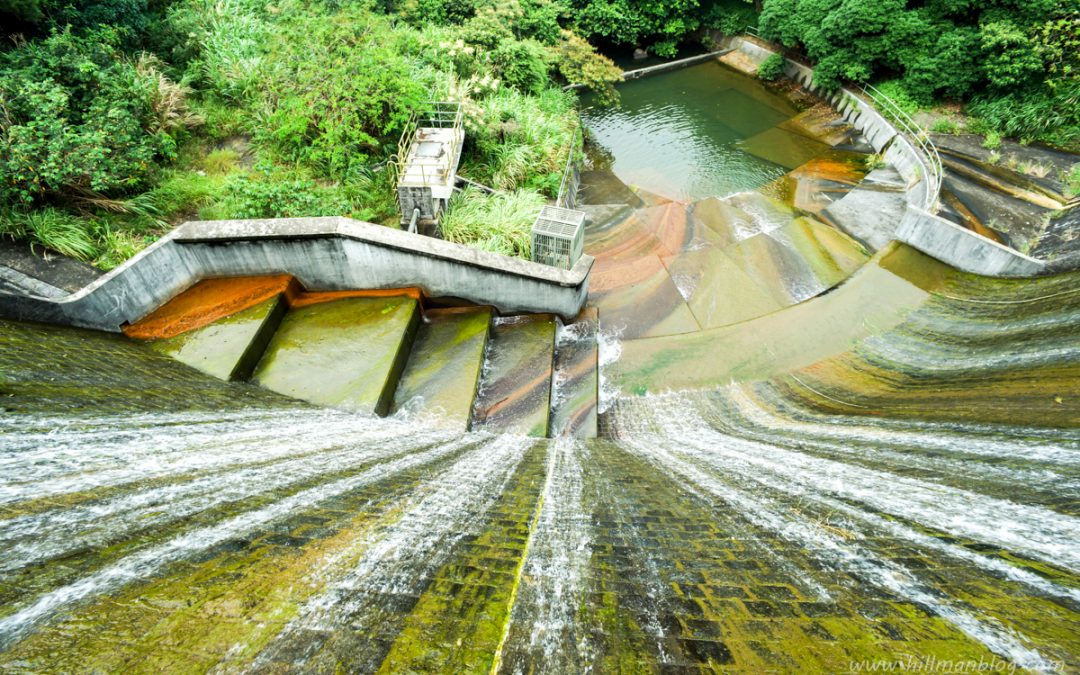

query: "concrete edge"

left=172, top=217, right=595, bottom=287
left=620, top=49, right=732, bottom=81
left=0, top=217, right=594, bottom=331
left=726, top=35, right=1050, bottom=279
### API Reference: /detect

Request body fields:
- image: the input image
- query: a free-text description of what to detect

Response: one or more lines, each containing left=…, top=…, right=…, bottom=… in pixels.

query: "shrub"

left=930, top=118, right=959, bottom=134
left=11, top=208, right=100, bottom=259
left=872, top=80, right=922, bottom=117
left=467, top=87, right=580, bottom=193
left=167, top=0, right=271, bottom=103
left=967, top=80, right=1080, bottom=150
left=202, top=149, right=241, bottom=175
left=704, top=0, right=757, bottom=37
left=757, top=53, right=785, bottom=82
left=258, top=9, right=431, bottom=179
left=570, top=0, right=703, bottom=54
left=145, top=170, right=227, bottom=218
left=208, top=171, right=349, bottom=220
left=549, top=30, right=622, bottom=104
left=0, top=28, right=189, bottom=207
left=492, top=39, right=550, bottom=94
left=91, top=219, right=145, bottom=270
left=1064, top=164, right=1080, bottom=199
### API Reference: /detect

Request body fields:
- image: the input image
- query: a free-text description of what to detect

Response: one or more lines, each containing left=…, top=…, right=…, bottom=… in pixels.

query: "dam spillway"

left=1, top=250, right=1077, bottom=672
left=2, top=59, right=1079, bottom=673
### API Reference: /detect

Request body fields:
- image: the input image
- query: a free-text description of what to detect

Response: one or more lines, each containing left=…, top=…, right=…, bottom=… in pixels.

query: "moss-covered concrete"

left=391, top=307, right=492, bottom=430
left=146, top=295, right=285, bottom=381
left=472, top=315, right=556, bottom=437
left=253, top=296, right=420, bottom=415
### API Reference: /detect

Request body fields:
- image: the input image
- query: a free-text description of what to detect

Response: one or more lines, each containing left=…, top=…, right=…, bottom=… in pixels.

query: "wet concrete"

left=1, top=347, right=1076, bottom=671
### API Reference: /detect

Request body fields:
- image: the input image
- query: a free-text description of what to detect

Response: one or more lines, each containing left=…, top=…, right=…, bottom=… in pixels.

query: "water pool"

left=581, top=61, right=832, bottom=202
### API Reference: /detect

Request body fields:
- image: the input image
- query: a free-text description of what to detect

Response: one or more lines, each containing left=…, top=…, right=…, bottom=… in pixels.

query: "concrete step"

left=932, top=133, right=1074, bottom=204
left=471, top=314, right=557, bottom=437
left=391, top=306, right=492, bottom=430
left=252, top=295, right=420, bottom=415
left=821, top=167, right=909, bottom=252
left=550, top=307, right=599, bottom=438
left=147, top=295, right=286, bottom=381
left=940, top=171, right=1049, bottom=251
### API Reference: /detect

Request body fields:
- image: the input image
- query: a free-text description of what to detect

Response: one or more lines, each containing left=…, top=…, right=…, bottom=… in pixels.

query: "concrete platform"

left=147, top=295, right=285, bottom=381
left=399, top=127, right=463, bottom=200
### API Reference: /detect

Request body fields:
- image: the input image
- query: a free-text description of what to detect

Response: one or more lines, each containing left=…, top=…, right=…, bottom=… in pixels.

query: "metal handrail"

left=556, top=134, right=582, bottom=209
left=859, top=84, right=943, bottom=211
left=395, top=101, right=464, bottom=187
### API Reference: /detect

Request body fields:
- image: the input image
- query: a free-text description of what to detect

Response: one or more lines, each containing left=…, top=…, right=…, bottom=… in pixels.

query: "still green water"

left=581, top=61, right=804, bottom=201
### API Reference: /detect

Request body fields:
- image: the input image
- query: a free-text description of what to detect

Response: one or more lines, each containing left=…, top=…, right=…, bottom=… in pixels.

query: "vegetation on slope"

left=757, top=0, right=1080, bottom=151
left=0, top=0, right=618, bottom=268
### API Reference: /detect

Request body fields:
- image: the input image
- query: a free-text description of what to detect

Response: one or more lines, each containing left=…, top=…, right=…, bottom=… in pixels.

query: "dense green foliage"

left=758, top=0, right=1080, bottom=148
left=441, top=186, right=546, bottom=256
left=568, top=0, right=756, bottom=57
left=0, top=0, right=619, bottom=265
left=0, top=28, right=195, bottom=207
left=756, top=52, right=785, bottom=81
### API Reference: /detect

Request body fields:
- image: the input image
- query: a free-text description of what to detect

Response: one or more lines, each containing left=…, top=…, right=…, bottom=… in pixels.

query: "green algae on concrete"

left=376, top=443, right=547, bottom=674
left=146, top=295, right=285, bottom=381
left=771, top=262, right=1080, bottom=428
left=252, top=296, right=419, bottom=415
left=609, top=244, right=939, bottom=395
left=392, top=307, right=492, bottom=430
left=0, top=318, right=293, bottom=415
left=472, top=315, right=556, bottom=437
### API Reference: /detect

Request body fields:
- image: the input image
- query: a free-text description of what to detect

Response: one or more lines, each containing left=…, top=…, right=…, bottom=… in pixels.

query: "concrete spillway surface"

left=2, top=62, right=1079, bottom=672
left=252, top=296, right=419, bottom=415
left=1, top=251, right=1079, bottom=671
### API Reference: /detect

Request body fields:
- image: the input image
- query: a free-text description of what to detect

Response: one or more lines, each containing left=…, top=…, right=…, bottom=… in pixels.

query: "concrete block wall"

left=730, top=36, right=1047, bottom=278
left=0, top=217, right=594, bottom=331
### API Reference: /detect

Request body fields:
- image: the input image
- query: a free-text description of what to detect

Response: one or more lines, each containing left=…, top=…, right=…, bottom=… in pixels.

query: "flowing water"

left=2, top=63, right=1079, bottom=672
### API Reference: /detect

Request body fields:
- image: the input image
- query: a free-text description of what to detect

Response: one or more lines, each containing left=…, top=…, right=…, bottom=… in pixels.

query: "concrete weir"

left=0, top=216, right=594, bottom=331
left=719, top=36, right=1053, bottom=278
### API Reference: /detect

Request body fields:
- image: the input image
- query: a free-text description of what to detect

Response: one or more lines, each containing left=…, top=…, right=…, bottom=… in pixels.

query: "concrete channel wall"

left=724, top=36, right=1048, bottom=278
left=0, top=217, right=594, bottom=331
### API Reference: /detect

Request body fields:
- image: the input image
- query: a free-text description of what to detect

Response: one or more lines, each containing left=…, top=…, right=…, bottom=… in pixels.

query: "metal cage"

left=531, top=206, right=586, bottom=270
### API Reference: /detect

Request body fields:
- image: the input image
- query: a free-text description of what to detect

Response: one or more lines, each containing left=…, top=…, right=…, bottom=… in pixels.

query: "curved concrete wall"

left=725, top=36, right=1048, bottom=278
left=0, top=217, right=594, bottom=331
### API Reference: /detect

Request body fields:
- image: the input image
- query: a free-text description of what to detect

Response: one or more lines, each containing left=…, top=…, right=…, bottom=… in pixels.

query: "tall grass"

left=17, top=209, right=99, bottom=260
left=441, top=187, right=546, bottom=257
left=467, top=87, right=581, bottom=195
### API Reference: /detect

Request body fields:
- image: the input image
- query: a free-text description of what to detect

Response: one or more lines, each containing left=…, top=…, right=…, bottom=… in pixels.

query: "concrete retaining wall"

left=725, top=36, right=1047, bottom=278
left=896, top=209, right=1044, bottom=277
left=0, top=217, right=594, bottom=331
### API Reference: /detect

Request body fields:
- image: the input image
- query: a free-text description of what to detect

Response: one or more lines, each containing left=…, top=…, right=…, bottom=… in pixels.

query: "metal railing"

left=859, top=84, right=943, bottom=212
left=395, top=101, right=464, bottom=188
left=556, top=134, right=582, bottom=209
